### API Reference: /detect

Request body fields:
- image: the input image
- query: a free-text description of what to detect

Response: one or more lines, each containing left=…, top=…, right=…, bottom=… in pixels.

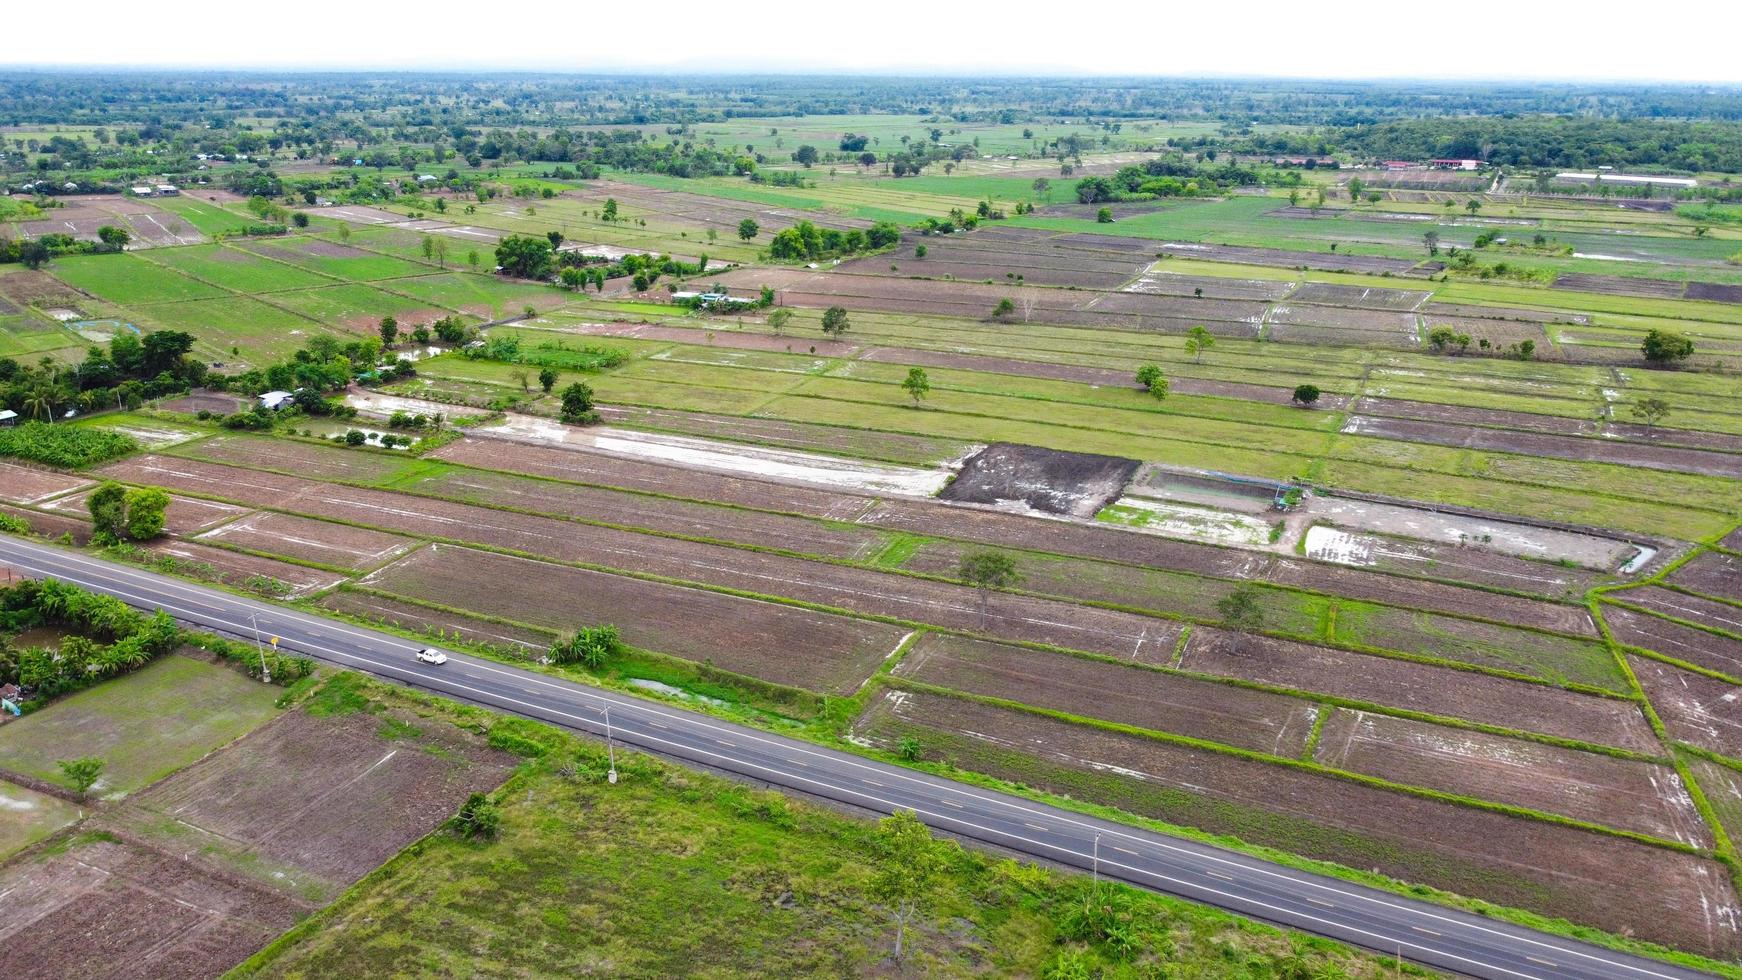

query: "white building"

left=259, top=391, right=295, bottom=410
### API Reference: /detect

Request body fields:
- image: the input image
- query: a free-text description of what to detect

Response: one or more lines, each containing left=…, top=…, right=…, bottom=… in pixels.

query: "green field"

left=0, top=653, right=281, bottom=796
left=0, top=781, right=79, bottom=859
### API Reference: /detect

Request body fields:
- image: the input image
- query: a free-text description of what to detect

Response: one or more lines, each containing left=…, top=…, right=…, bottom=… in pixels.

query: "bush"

left=450, top=792, right=501, bottom=839
left=0, top=422, right=138, bottom=467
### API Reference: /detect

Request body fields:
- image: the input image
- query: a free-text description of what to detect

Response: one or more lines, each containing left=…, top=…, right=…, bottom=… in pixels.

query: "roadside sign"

left=269, top=636, right=280, bottom=648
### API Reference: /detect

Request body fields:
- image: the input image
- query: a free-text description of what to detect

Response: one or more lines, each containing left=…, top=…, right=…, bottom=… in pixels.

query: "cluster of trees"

left=0, top=226, right=131, bottom=266
left=0, top=328, right=203, bottom=424
left=0, top=422, right=137, bottom=468
left=1074, top=157, right=1265, bottom=205
left=1332, top=117, right=1742, bottom=173
left=767, top=220, right=901, bottom=262
left=209, top=333, right=385, bottom=397
left=1426, top=326, right=1536, bottom=361
left=87, top=481, right=169, bottom=544
left=0, top=578, right=181, bottom=703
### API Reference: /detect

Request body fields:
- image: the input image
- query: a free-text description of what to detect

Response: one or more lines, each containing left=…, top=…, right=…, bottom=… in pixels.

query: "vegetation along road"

left=0, top=534, right=1714, bottom=980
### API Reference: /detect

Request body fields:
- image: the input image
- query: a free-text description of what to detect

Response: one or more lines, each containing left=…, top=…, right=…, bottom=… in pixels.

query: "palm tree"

left=22, top=384, right=57, bottom=422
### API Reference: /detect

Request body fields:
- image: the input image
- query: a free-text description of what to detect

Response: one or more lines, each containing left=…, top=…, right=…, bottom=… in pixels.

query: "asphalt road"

left=0, top=536, right=1718, bottom=980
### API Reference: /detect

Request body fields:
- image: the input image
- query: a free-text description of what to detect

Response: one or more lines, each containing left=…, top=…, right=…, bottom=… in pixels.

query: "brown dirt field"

left=1415, top=315, right=1559, bottom=355
left=1668, top=551, right=1742, bottom=603
left=0, top=268, right=91, bottom=307
left=113, top=704, right=515, bottom=896
left=1269, top=304, right=1418, bottom=336
left=1178, top=627, right=1657, bottom=751
left=1621, top=587, right=1742, bottom=638
left=1288, top=282, right=1430, bottom=311
left=1263, top=556, right=1596, bottom=636
left=1149, top=241, right=1426, bottom=276
left=1123, top=269, right=1296, bottom=301
left=1687, top=282, right=1742, bottom=304
left=1332, top=604, right=1622, bottom=690
left=320, top=589, right=554, bottom=651
left=365, top=544, right=903, bottom=694
left=393, top=465, right=886, bottom=561
left=894, top=633, right=1316, bottom=755
left=1605, top=604, right=1742, bottom=677
left=1354, top=395, right=1599, bottom=437
left=1555, top=273, right=1688, bottom=300
left=573, top=319, right=862, bottom=357
left=198, top=511, right=417, bottom=570
left=1724, top=526, right=1742, bottom=551
left=157, top=390, right=248, bottom=415
left=430, top=438, right=872, bottom=521
left=42, top=488, right=250, bottom=535
left=855, top=689, right=1739, bottom=956
left=837, top=237, right=1147, bottom=289
left=1418, top=301, right=1573, bottom=324
left=309, top=204, right=406, bottom=225
left=0, top=502, right=92, bottom=544
left=1343, top=415, right=1742, bottom=478
left=0, top=460, right=89, bottom=505
left=1601, top=419, right=1742, bottom=454
left=1632, top=656, right=1742, bottom=759
left=147, top=539, right=345, bottom=597
left=1312, top=708, right=1707, bottom=845
left=0, top=835, right=303, bottom=980
left=179, top=432, right=411, bottom=484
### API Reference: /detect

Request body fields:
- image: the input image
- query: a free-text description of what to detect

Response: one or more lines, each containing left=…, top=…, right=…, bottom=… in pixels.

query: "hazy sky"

left=11, top=0, right=1742, bottom=83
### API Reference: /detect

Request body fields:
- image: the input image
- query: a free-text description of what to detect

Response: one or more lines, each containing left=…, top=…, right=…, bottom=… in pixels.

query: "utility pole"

left=249, top=612, right=271, bottom=684
left=604, top=706, right=617, bottom=784
left=1092, top=833, right=1101, bottom=885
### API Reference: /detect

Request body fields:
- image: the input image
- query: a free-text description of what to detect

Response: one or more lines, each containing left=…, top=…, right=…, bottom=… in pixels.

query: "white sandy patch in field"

left=1103, top=496, right=1274, bottom=546
left=1306, top=495, right=1634, bottom=570
left=105, top=424, right=203, bottom=448
left=465, top=410, right=952, bottom=496
left=1572, top=253, right=1643, bottom=262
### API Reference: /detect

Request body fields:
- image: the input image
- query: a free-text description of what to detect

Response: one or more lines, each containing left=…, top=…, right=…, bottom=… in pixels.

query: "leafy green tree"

left=1630, top=397, right=1671, bottom=432
left=901, top=368, right=930, bottom=407
left=87, top=481, right=128, bottom=542
left=1423, top=230, right=1439, bottom=255
left=345, top=430, right=367, bottom=446
left=870, top=810, right=951, bottom=961
left=538, top=367, right=558, bottom=393
left=601, top=198, right=618, bottom=222
left=1134, top=364, right=1168, bottom=400
left=959, top=549, right=1020, bottom=622
left=122, top=486, right=169, bottom=541
left=1466, top=198, right=1482, bottom=215
left=767, top=308, right=793, bottom=335
left=58, top=757, right=104, bottom=797
left=378, top=315, right=398, bottom=346
left=1096, top=207, right=1114, bottom=223
left=792, top=145, right=819, bottom=167
left=738, top=218, right=759, bottom=241
left=820, top=306, right=850, bottom=339
left=97, top=225, right=130, bottom=248
left=1183, top=325, right=1215, bottom=363
left=1641, top=328, right=1694, bottom=366
left=1292, top=384, right=1321, bottom=407
left=1217, top=584, right=1265, bottom=631
left=914, top=244, right=927, bottom=259
left=550, top=624, right=621, bottom=669
left=560, top=382, right=597, bottom=424
left=560, top=267, right=584, bottom=291
left=992, top=298, right=1016, bottom=320
left=494, top=234, right=554, bottom=279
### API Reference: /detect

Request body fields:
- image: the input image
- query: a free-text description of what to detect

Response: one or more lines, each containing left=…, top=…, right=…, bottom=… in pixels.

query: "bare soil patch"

left=397, top=465, right=884, bottom=560
left=1354, top=395, right=1598, bottom=437
left=1342, top=414, right=1742, bottom=478
left=0, top=461, right=89, bottom=505
left=597, top=403, right=972, bottom=466
left=895, top=633, right=1316, bottom=755
left=147, top=539, right=345, bottom=597
left=319, top=589, right=553, bottom=651
left=1302, top=526, right=1604, bottom=599
left=113, top=704, right=515, bottom=895
left=1288, top=282, right=1429, bottom=311
left=1312, top=708, right=1707, bottom=845
left=941, top=442, right=1138, bottom=518
left=1555, top=273, right=1687, bottom=300
left=1668, top=551, right=1742, bottom=604
left=157, top=390, right=248, bottom=415
left=1150, top=241, right=1426, bottom=276
left=198, top=511, right=417, bottom=570
left=1621, top=586, right=1742, bottom=638
left=855, top=689, right=1738, bottom=955
left=1632, top=656, right=1742, bottom=759
left=1123, top=268, right=1295, bottom=301
left=0, top=269, right=90, bottom=307
left=1178, top=627, right=1655, bottom=751
left=365, top=544, right=901, bottom=694
left=1686, top=282, right=1742, bottom=304
left=1604, top=604, right=1742, bottom=678
left=0, top=502, right=92, bottom=544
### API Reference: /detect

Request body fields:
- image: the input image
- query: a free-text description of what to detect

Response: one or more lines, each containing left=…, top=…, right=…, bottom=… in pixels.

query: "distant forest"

left=3, top=73, right=1742, bottom=178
